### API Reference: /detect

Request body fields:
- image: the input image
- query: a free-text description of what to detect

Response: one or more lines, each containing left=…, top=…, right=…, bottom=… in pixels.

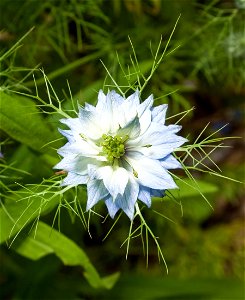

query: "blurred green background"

left=0, top=0, right=244, bottom=299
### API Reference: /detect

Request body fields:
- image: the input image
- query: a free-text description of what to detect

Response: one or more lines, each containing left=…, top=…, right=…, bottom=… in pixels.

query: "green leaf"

left=171, top=178, right=218, bottom=199
left=171, top=179, right=218, bottom=222
left=7, top=144, right=59, bottom=182
left=153, top=179, right=218, bottom=222
left=153, top=179, right=218, bottom=202
left=0, top=186, right=59, bottom=244
left=100, top=274, right=244, bottom=300
left=14, top=235, right=54, bottom=260
left=0, top=91, right=57, bottom=153
left=15, top=221, right=120, bottom=289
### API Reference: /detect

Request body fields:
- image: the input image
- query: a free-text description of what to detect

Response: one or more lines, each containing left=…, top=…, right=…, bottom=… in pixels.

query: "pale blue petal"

left=160, top=154, right=182, bottom=169
left=137, top=94, right=153, bottom=117
left=139, top=109, right=152, bottom=134
left=151, top=189, right=165, bottom=198
left=86, top=179, right=109, bottom=210
left=54, top=155, right=94, bottom=175
left=118, top=90, right=140, bottom=127
left=57, top=139, right=99, bottom=157
left=53, top=155, right=76, bottom=170
left=151, top=104, right=168, bottom=124
left=61, top=172, right=87, bottom=186
left=105, top=196, right=120, bottom=218
left=96, top=90, right=107, bottom=111
left=96, top=90, right=123, bottom=133
left=126, top=89, right=140, bottom=106
left=96, top=91, right=124, bottom=133
left=95, top=166, right=129, bottom=199
left=128, top=122, right=187, bottom=156
left=87, top=163, right=100, bottom=179
left=78, top=106, right=94, bottom=122
left=127, top=122, right=169, bottom=146
left=85, top=102, right=96, bottom=112
left=108, top=90, right=124, bottom=107
left=141, top=123, right=182, bottom=145
left=60, top=118, right=83, bottom=132
left=126, top=153, right=178, bottom=190
left=114, top=177, right=139, bottom=220
left=96, top=91, right=113, bottom=113
left=58, top=129, right=76, bottom=143
left=166, top=124, right=182, bottom=134
left=131, top=135, right=187, bottom=159
left=104, top=177, right=139, bottom=219
left=78, top=108, right=102, bottom=140
left=138, top=186, right=151, bottom=207
left=118, top=116, right=141, bottom=139
left=138, top=186, right=165, bottom=205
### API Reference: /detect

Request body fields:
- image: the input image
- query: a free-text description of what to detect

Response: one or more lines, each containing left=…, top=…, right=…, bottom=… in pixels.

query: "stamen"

left=133, top=169, right=138, bottom=178
left=79, top=133, right=87, bottom=141
left=101, top=134, right=129, bottom=163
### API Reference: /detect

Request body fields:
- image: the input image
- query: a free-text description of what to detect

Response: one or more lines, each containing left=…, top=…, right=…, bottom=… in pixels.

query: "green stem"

left=135, top=203, right=168, bottom=273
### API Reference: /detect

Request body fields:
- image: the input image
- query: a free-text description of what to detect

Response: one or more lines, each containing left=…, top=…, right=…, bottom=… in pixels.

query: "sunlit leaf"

left=0, top=91, right=57, bottom=153
left=0, top=186, right=59, bottom=244
left=15, top=221, right=120, bottom=289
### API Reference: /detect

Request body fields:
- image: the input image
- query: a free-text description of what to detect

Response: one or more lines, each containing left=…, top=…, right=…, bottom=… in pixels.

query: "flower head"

left=54, top=90, right=187, bottom=219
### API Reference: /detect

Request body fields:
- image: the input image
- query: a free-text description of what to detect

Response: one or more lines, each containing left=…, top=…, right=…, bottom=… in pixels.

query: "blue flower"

left=54, top=90, right=187, bottom=219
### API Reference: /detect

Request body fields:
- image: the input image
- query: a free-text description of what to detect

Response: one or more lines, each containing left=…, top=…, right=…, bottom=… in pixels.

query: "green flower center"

left=101, top=134, right=129, bottom=163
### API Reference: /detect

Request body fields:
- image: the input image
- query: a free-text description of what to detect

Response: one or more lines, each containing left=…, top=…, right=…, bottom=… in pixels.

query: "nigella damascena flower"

left=54, top=90, right=187, bottom=219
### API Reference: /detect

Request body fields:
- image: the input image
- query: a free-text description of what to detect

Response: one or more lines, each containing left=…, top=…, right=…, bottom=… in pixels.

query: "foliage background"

left=0, top=0, right=244, bottom=299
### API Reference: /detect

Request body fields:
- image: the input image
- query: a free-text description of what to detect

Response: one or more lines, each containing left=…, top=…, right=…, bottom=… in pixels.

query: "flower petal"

left=151, top=189, right=165, bottom=198
left=105, top=196, right=120, bottom=218
left=61, top=172, right=87, bottom=186
left=160, top=154, right=182, bottom=169
left=54, top=155, right=76, bottom=171
left=114, top=177, right=139, bottom=219
left=95, top=166, right=129, bottom=199
left=57, top=139, right=100, bottom=157
left=126, top=89, right=140, bottom=106
left=138, top=186, right=151, bottom=207
left=129, top=122, right=183, bottom=146
left=85, top=102, right=96, bottom=112
left=118, top=90, right=140, bottom=127
left=78, top=108, right=103, bottom=140
left=127, top=122, right=187, bottom=158
left=54, top=155, right=95, bottom=175
left=151, top=104, right=168, bottom=124
left=133, top=89, right=154, bottom=134
left=167, top=124, right=183, bottom=134
left=96, top=90, right=107, bottom=111
left=138, top=109, right=152, bottom=134
left=118, top=116, right=141, bottom=139
left=96, top=90, right=124, bottom=133
left=86, top=179, right=109, bottom=210
left=126, top=122, right=167, bottom=147
left=58, top=129, right=76, bottom=143
left=132, top=137, right=186, bottom=159
left=126, top=153, right=178, bottom=190
left=137, top=94, right=153, bottom=117
left=60, top=118, right=83, bottom=134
